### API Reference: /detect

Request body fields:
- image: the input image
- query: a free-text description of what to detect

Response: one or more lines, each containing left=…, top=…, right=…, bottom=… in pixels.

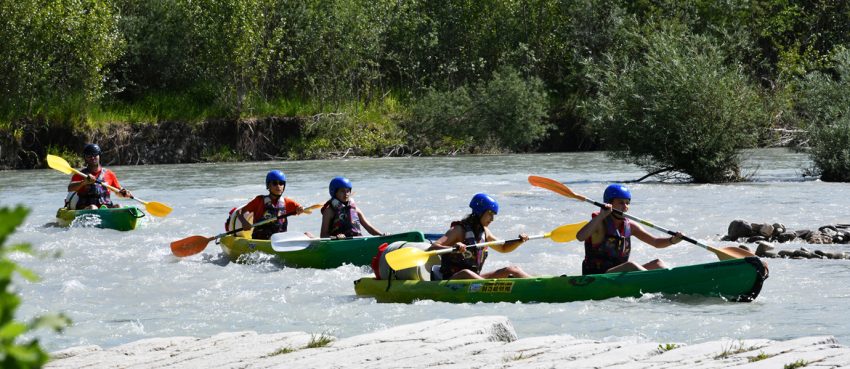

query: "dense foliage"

left=3, top=0, right=850, bottom=181
left=793, top=49, right=850, bottom=182
left=584, top=24, right=767, bottom=182
left=0, top=207, right=70, bottom=368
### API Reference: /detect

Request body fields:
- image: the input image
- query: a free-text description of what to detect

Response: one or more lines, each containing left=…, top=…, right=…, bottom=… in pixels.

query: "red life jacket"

left=582, top=215, right=631, bottom=275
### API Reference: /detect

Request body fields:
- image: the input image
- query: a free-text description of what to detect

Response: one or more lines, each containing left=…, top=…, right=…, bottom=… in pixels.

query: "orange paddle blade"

left=170, top=235, right=214, bottom=257
left=711, top=246, right=756, bottom=260
left=528, top=175, right=585, bottom=201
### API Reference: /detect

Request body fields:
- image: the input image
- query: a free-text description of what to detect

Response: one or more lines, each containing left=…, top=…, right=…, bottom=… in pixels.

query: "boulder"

left=726, top=220, right=753, bottom=240
left=771, top=223, right=786, bottom=237
left=775, top=231, right=797, bottom=243
left=755, top=241, right=776, bottom=258
left=746, top=235, right=767, bottom=243
left=795, top=229, right=812, bottom=239
left=806, top=231, right=832, bottom=244
left=752, top=223, right=775, bottom=238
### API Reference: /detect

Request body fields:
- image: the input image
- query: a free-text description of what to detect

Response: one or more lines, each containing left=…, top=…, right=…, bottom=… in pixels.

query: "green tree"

left=0, top=0, right=122, bottom=119
left=584, top=24, right=767, bottom=182
left=0, top=206, right=70, bottom=368
left=405, top=66, right=549, bottom=153
left=793, top=48, right=850, bottom=182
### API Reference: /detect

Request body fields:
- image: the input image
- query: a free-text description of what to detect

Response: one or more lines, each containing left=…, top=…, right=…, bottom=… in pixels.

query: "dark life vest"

left=251, top=195, right=288, bottom=240
left=582, top=216, right=631, bottom=275
left=322, top=198, right=362, bottom=237
left=440, top=220, right=488, bottom=279
left=75, top=168, right=113, bottom=209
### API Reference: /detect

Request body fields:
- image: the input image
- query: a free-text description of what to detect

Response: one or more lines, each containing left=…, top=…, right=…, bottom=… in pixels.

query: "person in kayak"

left=65, top=143, right=133, bottom=209
left=576, top=183, right=683, bottom=275
left=235, top=170, right=305, bottom=240
left=428, top=193, right=531, bottom=280
left=320, top=176, right=386, bottom=239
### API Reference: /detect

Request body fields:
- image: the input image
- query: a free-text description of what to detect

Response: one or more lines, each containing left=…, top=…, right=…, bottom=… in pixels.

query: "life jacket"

left=72, top=168, right=113, bottom=209
left=439, top=220, right=488, bottom=280
left=250, top=195, right=288, bottom=240
left=582, top=215, right=631, bottom=275
left=322, top=198, right=362, bottom=237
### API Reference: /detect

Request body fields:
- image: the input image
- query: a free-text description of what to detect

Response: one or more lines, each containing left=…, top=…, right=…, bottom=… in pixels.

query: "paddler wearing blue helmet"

left=576, top=184, right=684, bottom=275
left=428, top=193, right=531, bottom=280
left=234, top=169, right=306, bottom=240
left=320, top=176, right=386, bottom=239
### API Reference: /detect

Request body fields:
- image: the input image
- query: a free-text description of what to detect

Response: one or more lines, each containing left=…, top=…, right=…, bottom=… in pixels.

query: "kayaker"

left=576, top=183, right=684, bottom=275
left=65, top=143, right=133, bottom=209
left=321, top=176, right=386, bottom=239
left=235, top=170, right=305, bottom=240
left=428, top=193, right=531, bottom=280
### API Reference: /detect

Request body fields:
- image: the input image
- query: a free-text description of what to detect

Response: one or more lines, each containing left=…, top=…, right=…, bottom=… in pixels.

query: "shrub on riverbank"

left=404, top=67, right=550, bottom=154
left=0, top=207, right=70, bottom=368
left=583, top=24, right=767, bottom=183
left=792, top=49, right=850, bottom=182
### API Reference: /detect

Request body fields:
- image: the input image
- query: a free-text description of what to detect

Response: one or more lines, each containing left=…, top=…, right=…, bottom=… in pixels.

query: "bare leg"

left=480, top=265, right=532, bottom=279
left=449, top=269, right=484, bottom=280
left=606, top=261, right=646, bottom=273
left=642, top=259, right=668, bottom=270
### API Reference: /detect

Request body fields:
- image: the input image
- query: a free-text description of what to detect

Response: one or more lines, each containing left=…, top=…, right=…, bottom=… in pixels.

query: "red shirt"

left=242, top=196, right=301, bottom=220
left=70, top=168, right=121, bottom=194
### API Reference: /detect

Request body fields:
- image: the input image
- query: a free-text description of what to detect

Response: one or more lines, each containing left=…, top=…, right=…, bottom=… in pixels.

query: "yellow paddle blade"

left=144, top=201, right=173, bottom=217
left=549, top=221, right=588, bottom=243
left=385, top=247, right=433, bottom=271
left=46, top=154, right=74, bottom=175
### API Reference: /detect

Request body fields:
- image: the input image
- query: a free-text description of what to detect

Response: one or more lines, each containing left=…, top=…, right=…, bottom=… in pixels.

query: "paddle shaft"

left=575, top=196, right=712, bottom=251
left=68, top=166, right=153, bottom=203
left=431, top=234, right=545, bottom=256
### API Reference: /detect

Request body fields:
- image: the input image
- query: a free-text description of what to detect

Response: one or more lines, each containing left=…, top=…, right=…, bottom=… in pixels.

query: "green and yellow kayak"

left=55, top=206, right=145, bottom=231
left=354, top=257, right=768, bottom=303
left=219, top=231, right=429, bottom=268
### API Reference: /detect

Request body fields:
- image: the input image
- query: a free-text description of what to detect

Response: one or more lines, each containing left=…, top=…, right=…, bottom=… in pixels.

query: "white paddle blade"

left=270, top=232, right=315, bottom=252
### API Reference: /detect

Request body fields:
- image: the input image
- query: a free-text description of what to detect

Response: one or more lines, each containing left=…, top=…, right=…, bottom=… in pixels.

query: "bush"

left=0, top=206, right=70, bottom=368
left=404, top=67, right=550, bottom=154
left=583, top=23, right=767, bottom=183
left=0, top=0, right=122, bottom=120
left=793, top=48, right=850, bottom=182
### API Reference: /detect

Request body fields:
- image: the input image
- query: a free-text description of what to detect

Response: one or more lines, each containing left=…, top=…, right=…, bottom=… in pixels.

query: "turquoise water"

left=3, top=148, right=849, bottom=351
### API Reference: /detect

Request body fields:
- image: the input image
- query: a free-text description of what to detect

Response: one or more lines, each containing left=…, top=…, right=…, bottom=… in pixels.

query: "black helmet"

left=83, top=143, right=101, bottom=156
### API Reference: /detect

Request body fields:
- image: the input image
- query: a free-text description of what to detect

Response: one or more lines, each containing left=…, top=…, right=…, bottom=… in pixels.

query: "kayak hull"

left=219, top=231, right=428, bottom=268
left=354, top=257, right=768, bottom=303
left=56, top=206, right=145, bottom=231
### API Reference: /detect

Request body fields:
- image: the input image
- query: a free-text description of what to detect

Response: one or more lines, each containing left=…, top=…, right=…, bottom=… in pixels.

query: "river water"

left=3, top=148, right=849, bottom=351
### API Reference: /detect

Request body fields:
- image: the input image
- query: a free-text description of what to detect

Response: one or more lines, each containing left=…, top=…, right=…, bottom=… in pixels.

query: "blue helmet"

left=266, top=170, right=287, bottom=186
left=603, top=184, right=631, bottom=203
left=329, top=176, right=353, bottom=197
left=469, top=193, right=499, bottom=216
left=83, top=143, right=101, bottom=156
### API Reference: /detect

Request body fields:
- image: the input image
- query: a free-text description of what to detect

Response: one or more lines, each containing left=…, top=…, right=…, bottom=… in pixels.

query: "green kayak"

left=219, top=231, right=428, bottom=268
left=354, top=257, right=768, bottom=303
left=55, top=206, right=145, bottom=231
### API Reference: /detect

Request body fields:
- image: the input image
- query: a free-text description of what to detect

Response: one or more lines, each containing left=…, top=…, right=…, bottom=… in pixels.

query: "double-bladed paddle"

left=385, top=221, right=588, bottom=271
left=170, top=203, right=322, bottom=257
left=46, top=154, right=173, bottom=217
left=527, top=175, right=756, bottom=261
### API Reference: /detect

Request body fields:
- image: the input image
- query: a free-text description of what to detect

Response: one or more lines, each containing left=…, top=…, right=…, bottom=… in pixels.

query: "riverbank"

left=47, top=316, right=850, bottom=368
